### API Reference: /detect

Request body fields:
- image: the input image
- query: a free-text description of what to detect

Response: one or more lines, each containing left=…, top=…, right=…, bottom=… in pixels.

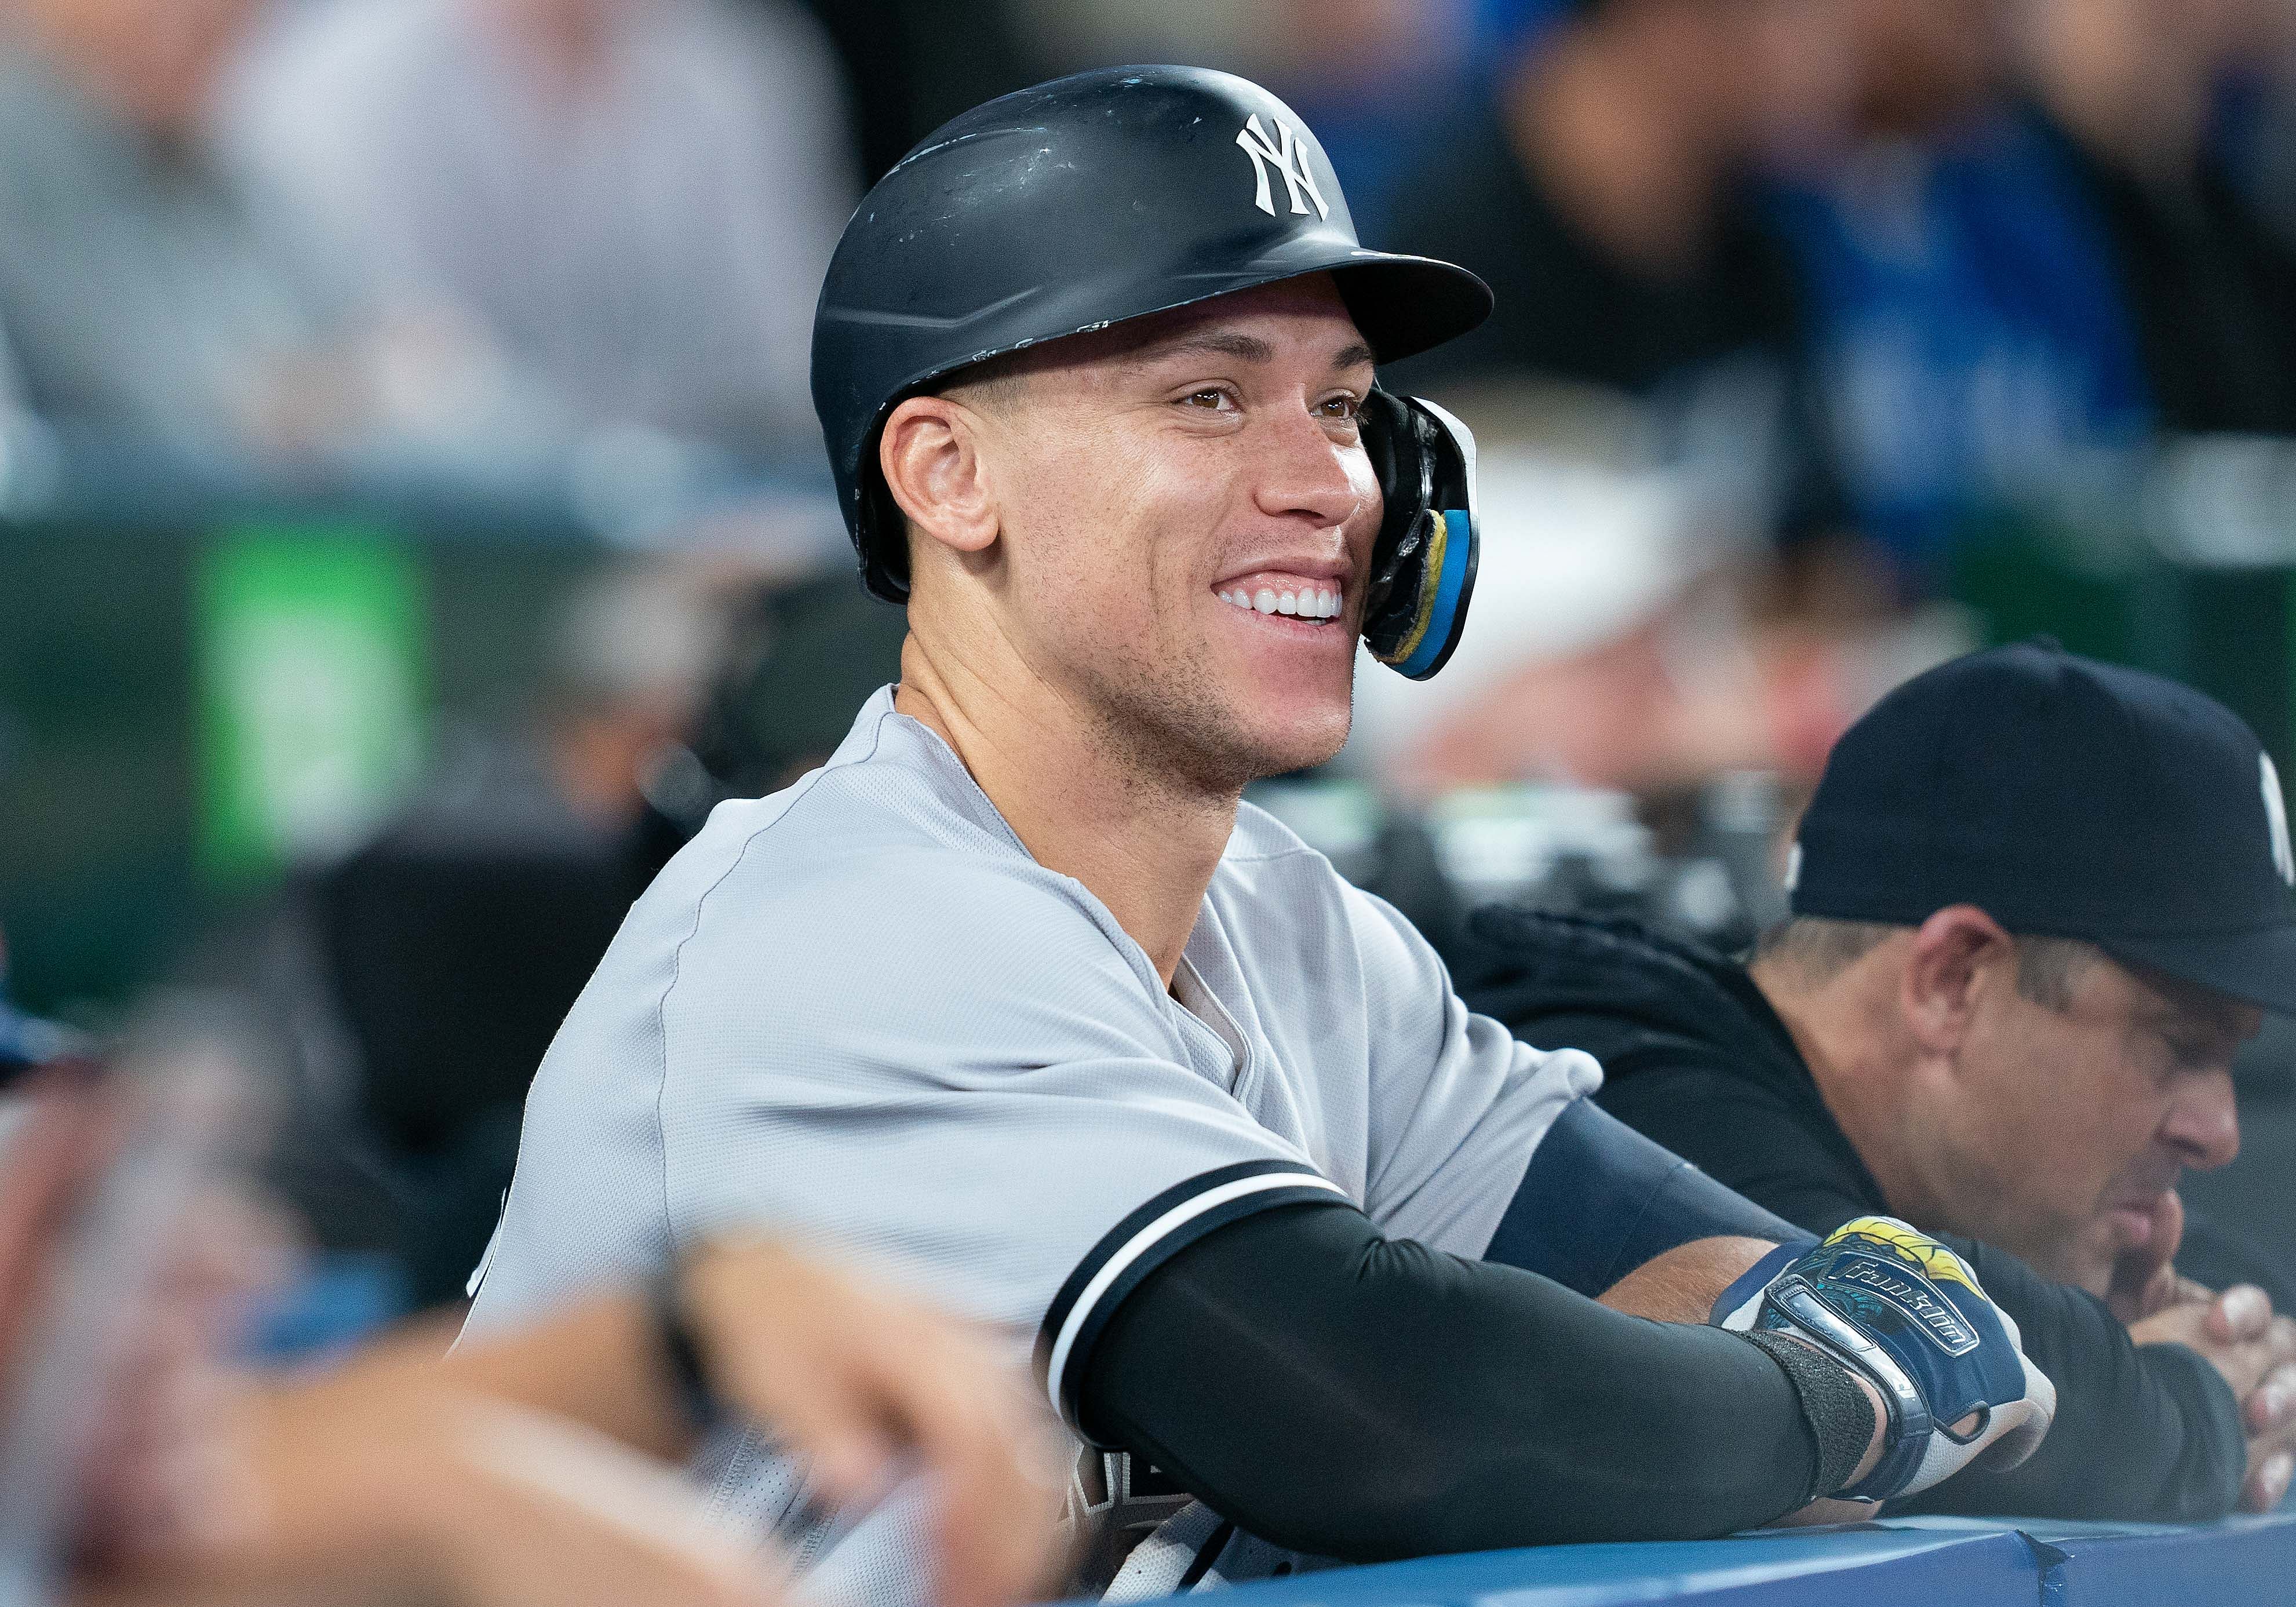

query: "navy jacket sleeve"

left=1595, top=1061, right=2246, bottom=1522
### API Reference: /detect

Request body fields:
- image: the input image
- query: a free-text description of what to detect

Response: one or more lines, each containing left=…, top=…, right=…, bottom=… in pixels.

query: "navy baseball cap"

left=1787, top=641, right=2296, bottom=1015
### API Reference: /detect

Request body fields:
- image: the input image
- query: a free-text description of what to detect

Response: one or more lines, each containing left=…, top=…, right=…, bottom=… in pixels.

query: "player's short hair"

left=1754, top=916, right=2102, bottom=1011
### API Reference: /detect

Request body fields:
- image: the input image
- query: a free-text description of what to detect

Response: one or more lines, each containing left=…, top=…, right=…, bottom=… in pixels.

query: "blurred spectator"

left=220, top=0, right=859, bottom=454
left=0, top=0, right=535, bottom=460
left=1762, top=0, right=2296, bottom=576
left=1762, top=0, right=2156, bottom=573
left=2018, top=0, right=2296, bottom=435
left=1382, top=0, right=1854, bottom=524
left=1346, top=446, right=1968, bottom=801
left=1013, top=0, right=1475, bottom=231
left=0, top=0, right=340, bottom=449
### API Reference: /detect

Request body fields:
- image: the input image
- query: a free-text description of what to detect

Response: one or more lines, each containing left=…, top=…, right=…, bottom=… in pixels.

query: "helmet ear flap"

left=857, top=450, right=913, bottom=604
left=1360, top=388, right=1479, bottom=681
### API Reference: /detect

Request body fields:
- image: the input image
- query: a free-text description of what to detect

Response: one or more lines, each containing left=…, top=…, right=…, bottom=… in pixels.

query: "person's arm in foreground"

left=90, top=1387, right=791, bottom=1607
left=93, top=1238, right=1067, bottom=1607
left=436, top=1237, right=1069, bottom=1607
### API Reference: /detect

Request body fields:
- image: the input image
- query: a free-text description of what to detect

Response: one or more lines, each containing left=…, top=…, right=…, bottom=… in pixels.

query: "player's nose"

left=1250, top=400, right=1372, bottom=533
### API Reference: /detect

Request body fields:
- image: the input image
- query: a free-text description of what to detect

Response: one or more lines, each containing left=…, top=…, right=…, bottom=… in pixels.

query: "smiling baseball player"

left=462, top=66, right=2054, bottom=1603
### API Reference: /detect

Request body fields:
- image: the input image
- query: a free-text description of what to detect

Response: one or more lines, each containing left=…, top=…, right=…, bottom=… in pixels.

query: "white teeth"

left=1218, top=583, right=1343, bottom=619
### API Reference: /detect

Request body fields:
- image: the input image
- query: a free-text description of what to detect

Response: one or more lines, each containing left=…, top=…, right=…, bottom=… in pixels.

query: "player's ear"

left=881, top=395, right=999, bottom=561
left=1902, top=905, right=2010, bottom=1055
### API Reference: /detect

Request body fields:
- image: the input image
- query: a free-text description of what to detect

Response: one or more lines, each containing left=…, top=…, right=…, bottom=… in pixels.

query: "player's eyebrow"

left=1127, top=331, right=1376, bottom=376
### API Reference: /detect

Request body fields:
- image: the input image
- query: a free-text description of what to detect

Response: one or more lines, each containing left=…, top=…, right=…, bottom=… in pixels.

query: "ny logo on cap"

left=1236, top=114, right=1330, bottom=221
left=2265, top=753, right=2293, bottom=886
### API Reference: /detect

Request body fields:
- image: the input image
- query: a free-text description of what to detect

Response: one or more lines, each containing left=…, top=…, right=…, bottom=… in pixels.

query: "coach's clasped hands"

left=1714, top=1218, right=2058, bottom=1503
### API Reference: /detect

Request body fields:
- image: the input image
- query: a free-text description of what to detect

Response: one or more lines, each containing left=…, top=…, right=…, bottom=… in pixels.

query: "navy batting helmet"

left=810, top=65, right=1493, bottom=680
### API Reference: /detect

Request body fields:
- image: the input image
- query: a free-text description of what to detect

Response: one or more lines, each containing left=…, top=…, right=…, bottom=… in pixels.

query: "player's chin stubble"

left=1085, top=626, right=1353, bottom=799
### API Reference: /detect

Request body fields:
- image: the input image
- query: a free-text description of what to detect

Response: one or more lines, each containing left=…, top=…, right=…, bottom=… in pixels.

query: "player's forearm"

left=1597, top=1236, right=1889, bottom=1506
left=1080, top=1202, right=1850, bottom=1559
left=1598, top=1235, right=1781, bottom=1323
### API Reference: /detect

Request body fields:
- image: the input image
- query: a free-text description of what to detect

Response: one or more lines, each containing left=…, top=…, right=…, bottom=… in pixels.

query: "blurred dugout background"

left=5, top=0, right=2296, bottom=1333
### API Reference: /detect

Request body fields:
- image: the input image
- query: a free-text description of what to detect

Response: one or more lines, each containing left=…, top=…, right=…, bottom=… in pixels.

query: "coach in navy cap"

left=1468, top=640, right=2296, bottom=1522
left=1790, top=639, right=2296, bottom=1016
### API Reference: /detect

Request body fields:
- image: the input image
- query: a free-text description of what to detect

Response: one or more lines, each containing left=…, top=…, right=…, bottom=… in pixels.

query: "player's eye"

left=1318, top=393, right=1362, bottom=421
left=1179, top=387, right=1234, bottom=411
left=2167, top=1036, right=2218, bottom=1069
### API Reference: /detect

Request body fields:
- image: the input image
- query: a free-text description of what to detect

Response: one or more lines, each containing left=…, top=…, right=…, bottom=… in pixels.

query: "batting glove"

left=1712, top=1216, right=2057, bottom=1503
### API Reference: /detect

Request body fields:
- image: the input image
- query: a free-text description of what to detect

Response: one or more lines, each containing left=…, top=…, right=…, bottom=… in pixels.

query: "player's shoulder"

left=643, top=698, right=1148, bottom=992
left=1216, top=800, right=1446, bottom=986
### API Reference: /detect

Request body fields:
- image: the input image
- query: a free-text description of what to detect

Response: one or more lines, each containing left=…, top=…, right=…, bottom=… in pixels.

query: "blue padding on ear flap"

left=1392, top=509, right=1474, bottom=680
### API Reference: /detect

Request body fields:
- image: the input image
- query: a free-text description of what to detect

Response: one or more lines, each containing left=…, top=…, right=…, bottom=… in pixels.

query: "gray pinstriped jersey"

left=460, top=686, right=1600, bottom=1602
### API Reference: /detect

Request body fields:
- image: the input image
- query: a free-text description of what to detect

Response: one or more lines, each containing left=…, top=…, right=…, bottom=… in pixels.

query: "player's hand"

left=680, top=1236, right=1070, bottom=1607
left=2134, top=1283, right=2296, bottom=1511
left=1714, top=1217, right=2057, bottom=1503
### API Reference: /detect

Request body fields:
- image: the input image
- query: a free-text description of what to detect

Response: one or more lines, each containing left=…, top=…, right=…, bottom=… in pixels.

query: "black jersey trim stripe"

left=1178, top=1522, right=1236, bottom=1590
left=1038, top=1160, right=1312, bottom=1359
left=1052, top=1182, right=1348, bottom=1435
left=1035, top=1160, right=1349, bottom=1431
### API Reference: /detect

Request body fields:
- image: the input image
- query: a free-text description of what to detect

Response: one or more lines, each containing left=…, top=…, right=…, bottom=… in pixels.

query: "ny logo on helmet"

left=1236, top=114, right=1330, bottom=221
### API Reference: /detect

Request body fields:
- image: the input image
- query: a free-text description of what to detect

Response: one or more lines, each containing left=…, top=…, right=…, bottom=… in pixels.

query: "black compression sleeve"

left=1076, top=1200, right=1835, bottom=1561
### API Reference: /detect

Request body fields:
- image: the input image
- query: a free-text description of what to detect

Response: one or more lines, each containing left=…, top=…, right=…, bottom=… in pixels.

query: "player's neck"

left=894, top=638, right=1237, bottom=989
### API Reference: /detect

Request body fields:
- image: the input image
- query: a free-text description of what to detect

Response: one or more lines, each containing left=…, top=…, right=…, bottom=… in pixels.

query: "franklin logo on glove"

left=1714, top=1216, right=2057, bottom=1504
left=1820, top=1220, right=1985, bottom=1358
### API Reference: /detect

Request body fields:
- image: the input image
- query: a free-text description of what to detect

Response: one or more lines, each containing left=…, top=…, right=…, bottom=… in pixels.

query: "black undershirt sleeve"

left=1075, top=1199, right=1842, bottom=1562
left=1599, top=1062, right=2247, bottom=1522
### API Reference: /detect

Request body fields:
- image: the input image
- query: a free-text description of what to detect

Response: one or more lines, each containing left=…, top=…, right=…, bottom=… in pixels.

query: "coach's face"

left=895, top=275, right=1382, bottom=788
left=1933, top=950, right=2251, bottom=1294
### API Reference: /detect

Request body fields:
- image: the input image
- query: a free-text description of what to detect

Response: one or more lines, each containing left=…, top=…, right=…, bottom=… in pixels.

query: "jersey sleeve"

left=655, top=847, right=1343, bottom=1430
left=1346, top=886, right=1602, bottom=1255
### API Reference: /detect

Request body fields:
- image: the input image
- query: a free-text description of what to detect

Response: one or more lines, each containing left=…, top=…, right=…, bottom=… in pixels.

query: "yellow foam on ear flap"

left=1827, top=1216, right=1987, bottom=1298
left=1373, top=511, right=1448, bottom=667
